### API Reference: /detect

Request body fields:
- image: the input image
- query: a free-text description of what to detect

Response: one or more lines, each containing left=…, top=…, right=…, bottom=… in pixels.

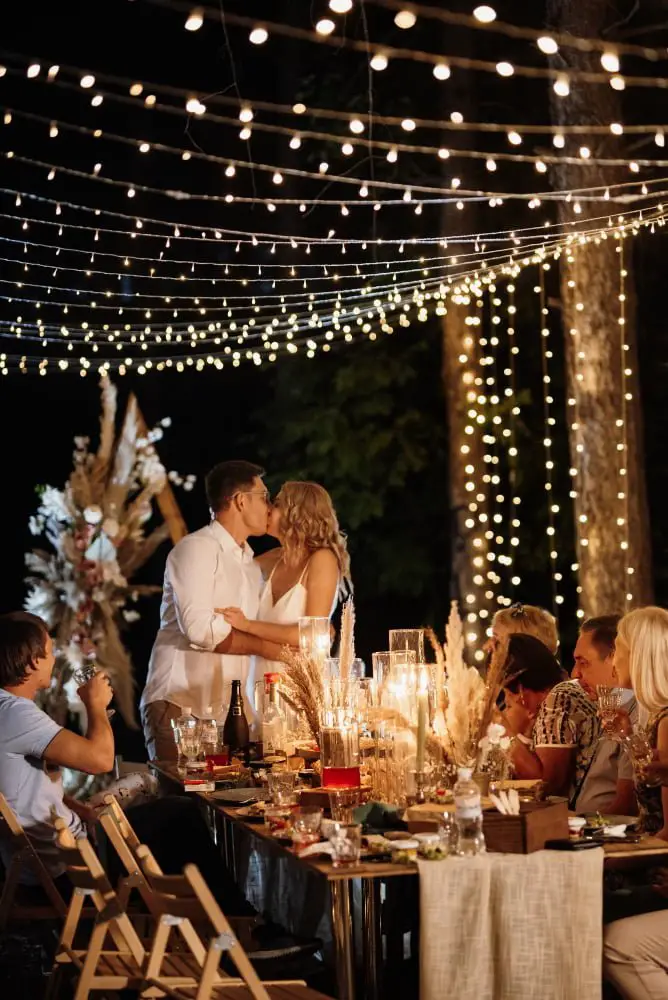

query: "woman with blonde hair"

left=613, top=606, right=668, bottom=838
left=488, top=603, right=559, bottom=655
left=221, top=481, right=350, bottom=669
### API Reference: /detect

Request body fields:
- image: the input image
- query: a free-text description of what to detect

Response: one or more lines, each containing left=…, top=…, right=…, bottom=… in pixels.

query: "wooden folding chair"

left=48, top=818, right=147, bottom=1000
left=0, top=792, right=68, bottom=928
left=137, top=846, right=330, bottom=1000
left=100, top=794, right=258, bottom=953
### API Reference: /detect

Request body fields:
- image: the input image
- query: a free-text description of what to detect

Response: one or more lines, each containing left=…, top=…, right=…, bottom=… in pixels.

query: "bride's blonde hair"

left=275, top=481, right=351, bottom=590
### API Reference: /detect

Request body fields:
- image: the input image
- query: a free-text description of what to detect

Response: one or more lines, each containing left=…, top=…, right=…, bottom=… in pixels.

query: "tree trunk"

left=547, top=0, right=653, bottom=614
left=441, top=294, right=493, bottom=651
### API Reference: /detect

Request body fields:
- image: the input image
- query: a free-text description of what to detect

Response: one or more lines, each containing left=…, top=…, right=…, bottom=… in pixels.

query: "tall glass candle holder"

left=320, top=715, right=361, bottom=789
left=389, top=628, right=425, bottom=664
left=299, top=616, right=331, bottom=667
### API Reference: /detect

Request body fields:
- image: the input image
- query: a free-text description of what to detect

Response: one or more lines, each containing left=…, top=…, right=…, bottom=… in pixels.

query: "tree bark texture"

left=441, top=295, right=493, bottom=637
left=547, top=0, right=653, bottom=614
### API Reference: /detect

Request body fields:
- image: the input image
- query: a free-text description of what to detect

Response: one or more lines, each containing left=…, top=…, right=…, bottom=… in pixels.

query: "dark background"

left=2, top=1, right=668, bottom=759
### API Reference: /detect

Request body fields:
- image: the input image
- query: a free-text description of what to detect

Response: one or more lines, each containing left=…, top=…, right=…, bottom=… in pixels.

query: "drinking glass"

left=328, top=787, right=360, bottom=823
left=597, top=686, right=625, bottom=737
left=291, top=806, right=323, bottom=847
left=624, top=727, right=663, bottom=787
left=73, top=664, right=115, bottom=719
left=267, top=769, right=298, bottom=805
left=264, top=804, right=293, bottom=837
left=178, top=721, right=202, bottom=766
left=327, top=823, right=362, bottom=867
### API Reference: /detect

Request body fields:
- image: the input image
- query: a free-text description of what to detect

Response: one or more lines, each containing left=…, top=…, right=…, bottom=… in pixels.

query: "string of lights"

left=505, top=279, right=523, bottom=605
left=537, top=265, right=561, bottom=616
left=618, top=241, right=633, bottom=606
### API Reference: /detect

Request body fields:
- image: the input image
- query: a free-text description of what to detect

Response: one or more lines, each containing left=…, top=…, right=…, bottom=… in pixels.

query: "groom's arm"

left=215, top=630, right=289, bottom=661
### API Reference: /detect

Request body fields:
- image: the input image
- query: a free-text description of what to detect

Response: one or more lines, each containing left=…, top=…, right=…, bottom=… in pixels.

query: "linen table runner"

left=418, top=848, right=603, bottom=1000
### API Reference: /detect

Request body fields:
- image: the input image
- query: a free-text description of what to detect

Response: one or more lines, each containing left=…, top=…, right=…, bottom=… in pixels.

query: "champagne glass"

left=596, top=686, right=626, bottom=740
left=73, top=664, right=115, bottom=719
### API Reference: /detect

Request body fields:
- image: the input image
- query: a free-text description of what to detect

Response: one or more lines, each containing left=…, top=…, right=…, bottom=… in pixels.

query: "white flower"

left=101, top=517, right=120, bottom=538
left=83, top=504, right=103, bottom=525
left=28, top=515, right=44, bottom=536
left=123, top=609, right=141, bottom=623
left=39, top=486, right=73, bottom=523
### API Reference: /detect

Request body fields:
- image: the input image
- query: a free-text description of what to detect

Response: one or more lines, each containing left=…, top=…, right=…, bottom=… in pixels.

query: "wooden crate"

left=407, top=799, right=569, bottom=853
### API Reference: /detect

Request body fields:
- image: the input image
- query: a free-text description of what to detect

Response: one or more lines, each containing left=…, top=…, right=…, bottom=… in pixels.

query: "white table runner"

left=418, top=848, right=603, bottom=1000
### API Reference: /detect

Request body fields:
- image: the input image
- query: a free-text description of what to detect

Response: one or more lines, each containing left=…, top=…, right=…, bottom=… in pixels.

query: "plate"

left=211, top=788, right=268, bottom=804
left=235, top=805, right=267, bottom=822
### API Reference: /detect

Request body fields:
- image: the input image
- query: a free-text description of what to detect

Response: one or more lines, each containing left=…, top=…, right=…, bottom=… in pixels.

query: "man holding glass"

left=141, top=460, right=284, bottom=761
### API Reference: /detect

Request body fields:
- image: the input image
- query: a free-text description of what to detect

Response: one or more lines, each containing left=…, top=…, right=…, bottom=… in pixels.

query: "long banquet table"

left=150, top=761, right=668, bottom=1000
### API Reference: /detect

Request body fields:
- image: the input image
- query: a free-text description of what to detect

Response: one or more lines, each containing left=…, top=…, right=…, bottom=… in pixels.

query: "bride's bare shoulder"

left=307, top=548, right=339, bottom=574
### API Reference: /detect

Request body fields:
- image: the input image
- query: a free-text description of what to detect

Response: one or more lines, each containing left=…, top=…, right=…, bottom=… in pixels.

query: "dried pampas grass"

left=280, top=649, right=325, bottom=745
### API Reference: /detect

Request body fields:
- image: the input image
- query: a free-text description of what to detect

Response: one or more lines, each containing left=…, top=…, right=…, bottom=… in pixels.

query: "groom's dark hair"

left=205, top=460, right=265, bottom=514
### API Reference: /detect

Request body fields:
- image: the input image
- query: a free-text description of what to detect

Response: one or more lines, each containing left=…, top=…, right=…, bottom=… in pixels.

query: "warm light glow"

left=185, top=8, right=204, bottom=31
left=507, top=130, right=522, bottom=146
left=601, top=50, right=620, bottom=73
left=610, top=122, right=623, bottom=135
left=293, top=103, right=306, bottom=114
left=473, top=5, right=496, bottom=22
left=315, top=18, right=336, bottom=35
left=27, top=64, right=41, bottom=78
left=129, top=83, right=143, bottom=96
left=139, top=142, right=150, bottom=153
left=394, top=9, right=417, bottom=28
left=91, top=94, right=103, bottom=107
left=47, top=65, right=59, bottom=80
left=370, top=52, right=388, bottom=71
left=656, top=131, right=665, bottom=147
left=537, top=36, right=558, bottom=55
left=329, top=0, right=353, bottom=11
left=610, top=75, right=625, bottom=91
left=401, top=118, right=416, bottom=131
left=579, top=146, right=591, bottom=159
left=496, top=61, right=514, bottom=77
left=553, top=133, right=565, bottom=148
left=553, top=74, right=570, bottom=97
left=249, top=26, right=268, bottom=44
left=433, top=62, right=451, bottom=80
left=349, top=118, right=364, bottom=134
left=80, top=74, right=95, bottom=89
left=186, top=97, right=206, bottom=115
left=289, top=135, right=301, bottom=149
left=535, top=160, right=547, bottom=173
left=239, top=106, right=254, bottom=123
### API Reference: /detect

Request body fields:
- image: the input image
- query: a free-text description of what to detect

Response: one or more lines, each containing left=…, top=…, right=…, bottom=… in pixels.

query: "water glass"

left=264, top=804, right=293, bottom=837
left=267, top=768, right=298, bottom=805
left=597, top=686, right=624, bottom=736
left=73, top=664, right=116, bottom=719
left=291, top=807, right=323, bottom=847
left=328, top=787, right=360, bottom=823
left=327, top=823, right=362, bottom=867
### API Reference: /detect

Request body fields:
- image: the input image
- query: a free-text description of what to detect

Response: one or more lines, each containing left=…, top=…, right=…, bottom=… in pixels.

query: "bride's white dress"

left=244, top=559, right=337, bottom=733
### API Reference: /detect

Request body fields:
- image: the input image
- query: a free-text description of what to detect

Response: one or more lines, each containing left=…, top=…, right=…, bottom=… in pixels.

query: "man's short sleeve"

left=533, top=684, right=578, bottom=748
left=1, top=697, right=63, bottom=759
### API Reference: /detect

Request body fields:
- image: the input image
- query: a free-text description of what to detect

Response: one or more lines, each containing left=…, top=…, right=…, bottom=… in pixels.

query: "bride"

left=220, top=481, right=351, bottom=711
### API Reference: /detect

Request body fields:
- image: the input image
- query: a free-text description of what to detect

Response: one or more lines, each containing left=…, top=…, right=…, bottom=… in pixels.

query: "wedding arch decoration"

left=24, top=377, right=191, bottom=732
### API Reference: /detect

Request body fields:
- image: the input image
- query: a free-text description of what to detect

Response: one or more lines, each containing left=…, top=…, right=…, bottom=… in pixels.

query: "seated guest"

left=613, top=606, right=668, bottom=839
left=487, top=602, right=559, bottom=655
left=572, top=614, right=637, bottom=816
left=501, top=634, right=600, bottom=806
left=0, top=612, right=252, bottom=917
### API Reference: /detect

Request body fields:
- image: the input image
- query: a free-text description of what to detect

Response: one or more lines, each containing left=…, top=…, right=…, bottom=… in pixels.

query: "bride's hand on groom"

left=216, top=607, right=250, bottom=632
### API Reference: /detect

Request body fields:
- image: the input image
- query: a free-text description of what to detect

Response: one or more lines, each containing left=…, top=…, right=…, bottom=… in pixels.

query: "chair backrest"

left=136, top=844, right=272, bottom=1000
left=0, top=792, right=68, bottom=921
left=54, top=818, right=145, bottom=965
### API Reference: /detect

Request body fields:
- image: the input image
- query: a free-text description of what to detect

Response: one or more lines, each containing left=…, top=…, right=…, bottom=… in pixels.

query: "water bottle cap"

left=457, top=766, right=473, bottom=780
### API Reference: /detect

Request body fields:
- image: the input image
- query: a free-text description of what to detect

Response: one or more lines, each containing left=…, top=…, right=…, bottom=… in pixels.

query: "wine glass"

left=624, top=726, right=663, bottom=787
left=73, top=664, right=115, bottom=719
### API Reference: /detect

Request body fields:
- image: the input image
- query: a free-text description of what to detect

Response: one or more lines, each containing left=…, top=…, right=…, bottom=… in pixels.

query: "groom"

left=141, top=460, right=284, bottom=761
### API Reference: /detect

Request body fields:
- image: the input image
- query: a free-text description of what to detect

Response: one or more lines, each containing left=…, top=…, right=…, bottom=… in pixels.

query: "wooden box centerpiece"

left=407, top=798, right=569, bottom=854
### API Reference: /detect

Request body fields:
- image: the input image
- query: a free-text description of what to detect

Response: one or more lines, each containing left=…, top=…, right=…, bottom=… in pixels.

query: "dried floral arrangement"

left=430, top=600, right=510, bottom=769
left=281, top=597, right=356, bottom=745
left=24, top=378, right=193, bottom=730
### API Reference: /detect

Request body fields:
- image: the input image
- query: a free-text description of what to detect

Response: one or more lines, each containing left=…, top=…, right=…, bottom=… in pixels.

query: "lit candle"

left=416, top=667, right=428, bottom=774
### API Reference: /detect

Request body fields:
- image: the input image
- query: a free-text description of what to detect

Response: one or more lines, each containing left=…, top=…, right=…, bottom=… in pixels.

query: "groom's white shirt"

left=142, top=520, right=262, bottom=717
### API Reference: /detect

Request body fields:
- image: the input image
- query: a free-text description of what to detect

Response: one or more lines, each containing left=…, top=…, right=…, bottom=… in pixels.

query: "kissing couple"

left=140, top=460, right=351, bottom=760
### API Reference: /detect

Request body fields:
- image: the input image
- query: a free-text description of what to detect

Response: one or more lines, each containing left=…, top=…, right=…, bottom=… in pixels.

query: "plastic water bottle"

left=454, top=767, right=486, bottom=855
left=200, top=706, right=219, bottom=756
left=175, top=707, right=200, bottom=764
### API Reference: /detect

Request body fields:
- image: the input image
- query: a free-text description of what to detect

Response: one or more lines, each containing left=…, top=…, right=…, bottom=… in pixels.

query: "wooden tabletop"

left=149, top=761, right=668, bottom=874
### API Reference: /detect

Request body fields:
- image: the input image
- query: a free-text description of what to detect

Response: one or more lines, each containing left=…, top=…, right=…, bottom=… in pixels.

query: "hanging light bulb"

left=600, top=50, right=620, bottom=73
left=553, top=133, right=565, bottom=148
left=370, top=52, right=388, bottom=71
left=579, top=145, right=591, bottom=159
left=610, top=75, right=625, bottom=91
left=185, top=8, right=204, bottom=31
left=496, top=62, right=514, bottom=77
left=401, top=118, right=416, bottom=131
left=349, top=118, right=364, bottom=134
left=80, top=74, right=95, bottom=88
left=289, top=134, right=301, bottom=149
left=553, top=74, right=570, bottom=97
left=535, top=160, right=547, bottom=173
left=394, top=9, right=417, bottom=28
left=239, top=106, right=254, bottom=123
left=249, top=26, right=268, bottom=44
left=610, top=122, right=623, bottom=135
left=655, top=130, right=665, bottom=148
left=329, top=0, right=352, bottom=11
left=507, top=130, right=522, bottom=146
left=473, top=5, right=496, bottom=22
left=315, top=18, right=336, bottom=34
left=433, top=62, right=451, bottom=80
left=537, top=36, right=558, bottom=55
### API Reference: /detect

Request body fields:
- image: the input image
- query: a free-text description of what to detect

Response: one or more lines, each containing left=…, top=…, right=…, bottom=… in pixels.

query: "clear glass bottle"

left=199, top=705, right=219, bottom=757
left=261, top=673, right=286, bottom=757
left=453, top=766, right=486, bottom=855
left=176, top=707, right=200, bottom=765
